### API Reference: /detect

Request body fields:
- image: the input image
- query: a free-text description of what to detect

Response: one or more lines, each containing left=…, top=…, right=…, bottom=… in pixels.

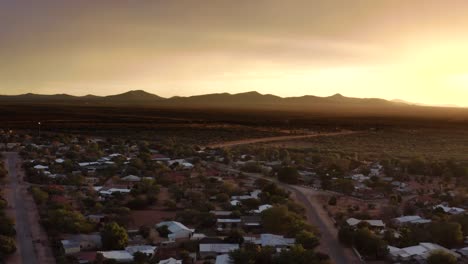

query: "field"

left=2, top=103, right=468, bottom=153
left=267, top=128, right=468, bottom=161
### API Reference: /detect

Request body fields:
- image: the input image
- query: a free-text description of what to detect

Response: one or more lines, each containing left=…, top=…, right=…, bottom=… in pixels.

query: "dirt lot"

left=317, top=194, right=386, bottom=219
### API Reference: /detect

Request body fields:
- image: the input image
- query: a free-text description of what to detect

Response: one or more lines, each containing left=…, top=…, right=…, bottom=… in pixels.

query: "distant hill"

left=104, top=90, right=165, bottom=102
left=0, top=89, right=423, bottom=110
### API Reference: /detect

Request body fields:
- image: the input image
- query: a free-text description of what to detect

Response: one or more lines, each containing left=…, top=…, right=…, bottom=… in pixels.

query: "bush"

left=0, top=235, right=16, bottom=255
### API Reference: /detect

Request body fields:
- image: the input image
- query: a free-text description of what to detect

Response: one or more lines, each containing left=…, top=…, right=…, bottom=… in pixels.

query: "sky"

left=2, top=0, right=468, bottom=106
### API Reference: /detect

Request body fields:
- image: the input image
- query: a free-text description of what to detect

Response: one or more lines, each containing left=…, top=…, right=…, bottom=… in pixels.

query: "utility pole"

left=38, top=121, right=41, bottom=139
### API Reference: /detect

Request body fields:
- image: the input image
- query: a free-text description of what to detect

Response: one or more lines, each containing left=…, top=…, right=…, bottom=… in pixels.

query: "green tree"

left=277, top=166, right=300, bottom=184
left=0, top=235, right=16, bottom=255
left=101, top=222, right=129, bottom=250
left=427, top=250, right=457, bottom=264
left=353, top=228, right=388, bottom=259
left=296, top=230, right=320, bottom=249
left=133, top=251, right=151, bottom=264
left=156, top=225, right=170, bottom=238
left=261, top=206, right=312, bottom=236
left=338, top=225, right=355, bottom=246
left=224, top=229, right=245, bottom=244
left=429, top=222, right=463, bottom=248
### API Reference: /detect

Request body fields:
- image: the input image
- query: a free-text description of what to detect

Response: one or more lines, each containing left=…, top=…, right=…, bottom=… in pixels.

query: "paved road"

left=3, top=152, right=38, bottom=264
left=221, top=166, right=361, bottom=264
left=207, top=130, right=359, bottom=148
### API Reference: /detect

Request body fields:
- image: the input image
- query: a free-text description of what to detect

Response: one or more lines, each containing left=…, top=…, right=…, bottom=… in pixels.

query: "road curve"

left=207, top=130, right=359, bottom=148
left=219, top=166, right=361, bottom=264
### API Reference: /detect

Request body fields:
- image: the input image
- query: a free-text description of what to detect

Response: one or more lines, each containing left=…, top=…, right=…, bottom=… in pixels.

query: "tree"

left=296, top=230, right=320, bottom=249
left=273, top=245, right=329, bottom=264
left=427, top=250, right=457, bottom=264
left=133, top=251, right=151, bottom=264
left=261, top=206, right=312, bottom=236
left=156, top=225, right=170, bottom=238
left=277, top=166, right=300, bottom=184
left=0, top=235, right=16, bottom=255
left=353, top=228, right=388, bottom=259
left=429, top=222, right=463, bottom=248
left=224, top=229, right=245, bottom=244
left=101, top=222, right=129, bottom=250
left=338, top=225, right=355, bottom=246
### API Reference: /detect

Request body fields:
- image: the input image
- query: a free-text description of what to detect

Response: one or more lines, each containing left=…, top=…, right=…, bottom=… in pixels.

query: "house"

left=434, top=204, right=466, bottom=215
left=388, top=242, right=460, bottom=262
left=98, top=245, right=156, bottom=263
left=121, top=175, right=142, bottom=182
left=241, top=215, right=262, bottom=229
left=152, top=154, right=170, bottom=162
left=156, top=221, right=195, bottom=241
left=351, top=174, right=370, bottom=182
left=210, top=211, right=233, bottom=217
left=125, top=245, right=157, bottom=257
left=158, top=258, right=182, bottom=264
left=99, top=188, right=131, bottom=197
left=98, top=251, right=133, bottom=263
left=61, top=240, right=81, bottom=255
left=217, top=219, right=241, bottom=231
left=393, top=215, right=431, bottom=226
left=346, top=218, right=385, bottom=229
left=61, top=233, right=102, bottom=254
left=251, top=204, right=272, bottom=214
left=86, top=214, right=106, bottom=224
left=34, top=165, right=49, bottom=170
left=255, top=234, right=295, bottom=249
left=215, top=254, right=232, bottom=264
left=199, top=243, right=239, bottom=259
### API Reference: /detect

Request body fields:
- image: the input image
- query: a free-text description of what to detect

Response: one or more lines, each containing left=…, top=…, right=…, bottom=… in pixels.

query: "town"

left=1, top=128, right=468, bottom=264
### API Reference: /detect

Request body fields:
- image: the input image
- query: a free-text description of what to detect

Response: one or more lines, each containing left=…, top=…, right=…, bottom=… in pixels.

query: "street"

left=230, top=168, right=362, bottom=264
left=3, top=152, right=54, bottom=264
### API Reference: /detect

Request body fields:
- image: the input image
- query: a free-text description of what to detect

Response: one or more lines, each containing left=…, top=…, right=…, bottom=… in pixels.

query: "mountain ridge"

left=0, top=90, right=456, bottom=110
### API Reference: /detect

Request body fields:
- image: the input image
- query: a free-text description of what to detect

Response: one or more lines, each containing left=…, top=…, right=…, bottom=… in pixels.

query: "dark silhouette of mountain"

left=104, top=90, right=164, bottom=102
left=0, top=89, right=420, bottom=110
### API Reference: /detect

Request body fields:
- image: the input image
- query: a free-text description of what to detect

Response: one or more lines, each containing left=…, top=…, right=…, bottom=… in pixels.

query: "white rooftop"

left=199, top=243, right=239, bottom=253
left=256, top=234, right=295, bottom=247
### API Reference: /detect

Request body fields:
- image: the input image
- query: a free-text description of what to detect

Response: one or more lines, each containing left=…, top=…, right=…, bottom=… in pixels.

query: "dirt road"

left=3, top=152, right=55, bottom=264
left=207, top=130, right=359, bottom=148
left=219, top=165, right=361, bottom=264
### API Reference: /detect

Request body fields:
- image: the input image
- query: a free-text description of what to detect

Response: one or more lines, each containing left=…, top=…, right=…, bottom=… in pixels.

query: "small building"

left=251, top=204, right=272, bottom=214
left=121, top=175, right=142, bottom=182
left=388, top=242, right=460, bottom=262
left=346, top=218, right=385, bottom=229
left=215, top=254, right=232, bottom=264
left=217, top=218, right=241, bottom=231
left=158, top=258, right=182, bottom=264
left=199, top=243, right=239, bottom=259
left=393, top=215, right=431, bottom=226
left=156, top=221, right=194, bottom=241
left=61, top=233, right=102, bottom=255
left=434, top=204, right=466, bottom=215
left=98, top=251, right=133, bottom=263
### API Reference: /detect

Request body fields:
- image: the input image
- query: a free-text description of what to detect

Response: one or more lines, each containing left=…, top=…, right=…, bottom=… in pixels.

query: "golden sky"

left=2, top=0, right=468, bottom=106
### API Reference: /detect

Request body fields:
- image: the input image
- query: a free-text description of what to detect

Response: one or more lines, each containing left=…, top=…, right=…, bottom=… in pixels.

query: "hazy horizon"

left=2, top=1, right=468, bottom=106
